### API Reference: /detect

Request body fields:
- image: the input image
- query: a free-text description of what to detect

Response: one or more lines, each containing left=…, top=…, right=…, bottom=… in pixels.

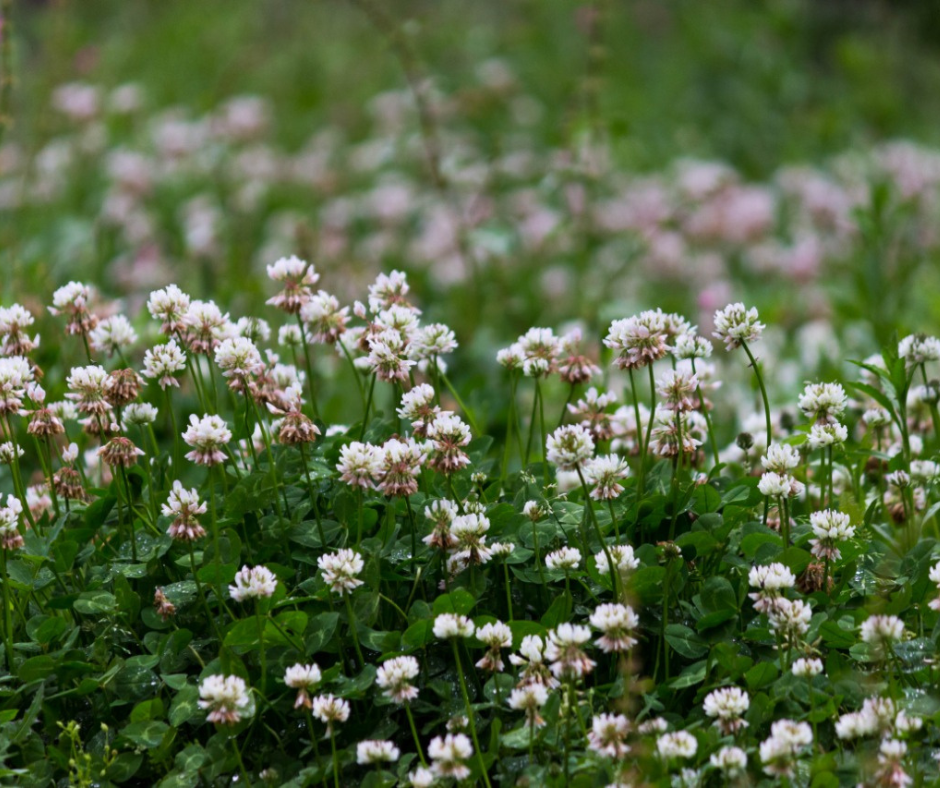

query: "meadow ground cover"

left=0, top=266, right=939, bottom=787
left=5, top=1, right=940, bottom=786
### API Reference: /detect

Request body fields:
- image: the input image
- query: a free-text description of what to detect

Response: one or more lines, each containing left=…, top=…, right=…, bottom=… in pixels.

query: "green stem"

left=256, top=602, right=267, bottom=697
left=343, top=593, right=365, bottom=668
left=503, top=560, right=514, bottom=621
left=691, top=359, right=720, bottom=469
left=577, top=467, right=618, bottom=599
left=536, top=377, right=548, bottom=487
left=440, top=370, right=480, bottom=436
left=741, top=340, right=772, bottom=447
left=450, top=639, right=493, bottom=788
left=187, top=541, right=222, bottom=643
left=339, top=339, right=366, bottom=408
left=1, top=550, right=14, bottom=669
left=404, top=704, right=427, bottom=766
left=360, top=373, right=377, bottom=440
left=297, top=312, right=321, bottom=420
left=329, top=726, right=341, bottom=788
left=230, top=736, right=251, bottom=785
left=119, top=466, right=138, bottom=562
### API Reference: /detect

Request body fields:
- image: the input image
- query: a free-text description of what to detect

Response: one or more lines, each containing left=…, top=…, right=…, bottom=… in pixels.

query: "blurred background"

left=5, top=0, right=940, bottom=377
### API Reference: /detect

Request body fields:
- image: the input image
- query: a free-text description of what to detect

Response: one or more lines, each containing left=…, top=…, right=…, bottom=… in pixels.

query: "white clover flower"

left=587, top=713, right=631, bottom=758
left=911, top=460, right=940, bottom=484
left=143, top=338, right=188, bottom=389
left=317, top=549, right=365, bottom=595
left=862, top=407, right=892, bottom=429
left=836, top=697, right=897, bottom=740
left=657, top=730, right=698, bottom=760
left=713, top=303, right=764, bottom=350
left=367, top=329, right=416, bottom=383
left=62, top=442, right=79, bottom=464
left=748, top=563, right=795, bottom=613
left=522, top=500, right=544, bottom=521
left=89, top=315, right=138, bottom=355
left=673, top=333, right=713, bottom=360
left=182, top=413, right=232, bottom=465
left=657, top=368, right=700, bottom=412
left=799, top=382, right=847, bottom=425
left=408, top=766, right=436, bottom=788
left=278, top=324, right=306, bottom=347
left=767, top=598, right=812, bottom=642
left=377, top=656, right=420, bottom=704
left=929, top=560, right=940, bottom=612
left=710, top=746, right=747, bottom=775
left=148, top=284, right=191, bottom=335
left=496, top=342, right=525, bottom=370
left=300, top=290, right=350, bottom=344
left=284, top=663, right=321, bottom=709
left=860, top=615, right=904, bottom=653
left=356, top=739, right=401, bottom=765
left=0, top=495, right=24, bottom=550
left=516, top=327, right=562, bottom=377
left=266, top=256, right=319, bottom=314
left=792, top=657, right=823, bottom=677
left=234, top=316, right=270, bottom=344
left=311, top=694, right=350, bottom=731
left=426, top=412, right=472, bottom=475
left=807, top=421, right=848, bottom=449
left=509, top=635, right=558, bottom=689
left=423, top=499, right=458, bottom=551
left=604, top=310, right=670, bottom=370
left=757, top=471, right=804, bottom=498
left=66, top=364, right=110, bottom=415
left=589, top=603, right=639, bottom=653
left=507, top=683, right=549, bottom=726
left=584, top=454, right=630, bottom=499
left=0, top=303, right=39, bottom=356
left=808, top=509, right=854, bottom=561
left=475, top=621, right=513, bottom=672
left=214, top=336, right=264, bottom=379
left=228, top=565, right=278, bottom=602
left=594, top=544, right=640, bottom=575
left=162, top=481, right=207, bottom=541
left=122, top=402, right=158, bottom=428
left=397, top=383, right=438, bottom=429
left=759, top=719, right=812, bottom=777
left=0, top=442, right=24, bottom=464
left=545, top=623, right=595, bottom=680
left=411, top=323, right=458, bottom=360
left=183, top=300, right=232, bottom=355
left=545, top=546, right=582, bottom=571
left=377, top=437, right=426, bottom=497
left=49, top=281, right=97, bottom=335
left=428, top=733, right=472, bottom=781
left=448, top=512, right=492, bottom=571
left=895, top=710, right=923, bottom=735
left=703, top=687, right=749, bottom=734
left=368, top=270, right=412, bottom=314
left=490, top=541, right=515, bottom=558
left=198, top=674, right=252, bottom=725
left=762, top=443, right=800, bottom=473
left=546, top=424, right=595, bottom=471
left=337, top=441, right=382, bottom=489
left=899, top=334, right=940, bottom=365
left=638, top=717, right=668, bottom=734
left=433, top=613, right=475, bottom=640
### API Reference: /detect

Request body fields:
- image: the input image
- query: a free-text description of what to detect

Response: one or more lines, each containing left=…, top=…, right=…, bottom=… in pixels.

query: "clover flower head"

left=713, top=302, right=764, bottom=350
left=317, top=549, right=365, bottom=595
left=198, top=674, right=252, bottom=725
left=228, top=564, right=278, bottom=602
